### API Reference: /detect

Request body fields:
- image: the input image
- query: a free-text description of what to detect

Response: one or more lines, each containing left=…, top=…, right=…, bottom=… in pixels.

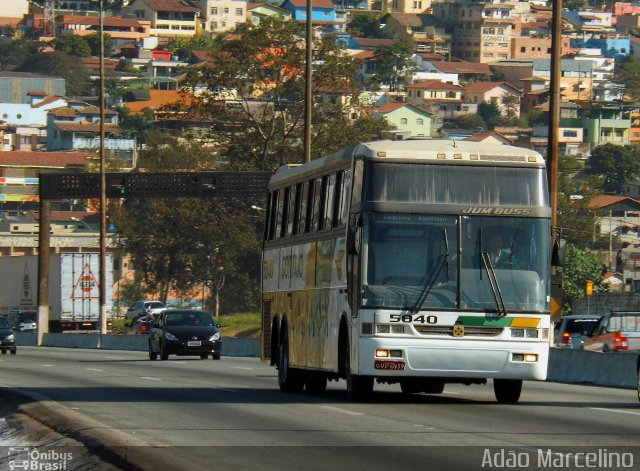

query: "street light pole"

left=99, top=0, right=108, bottom=335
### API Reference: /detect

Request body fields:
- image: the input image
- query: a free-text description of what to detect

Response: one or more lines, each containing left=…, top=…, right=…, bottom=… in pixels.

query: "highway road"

left=0, top=347, right=639, bottom=471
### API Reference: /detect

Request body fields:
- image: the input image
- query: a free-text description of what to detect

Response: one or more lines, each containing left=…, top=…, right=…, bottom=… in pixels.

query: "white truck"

left=0, top=253, right=113, bottom=332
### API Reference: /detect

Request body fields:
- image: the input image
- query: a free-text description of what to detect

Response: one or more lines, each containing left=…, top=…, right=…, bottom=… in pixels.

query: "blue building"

left=280, top=0, right=337, bottom=32
left=569, top=36, right=631, bottom=61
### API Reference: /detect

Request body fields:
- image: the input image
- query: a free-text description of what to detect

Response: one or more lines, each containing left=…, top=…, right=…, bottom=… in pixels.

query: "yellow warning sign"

left=72, top=262, right=99, bottom=299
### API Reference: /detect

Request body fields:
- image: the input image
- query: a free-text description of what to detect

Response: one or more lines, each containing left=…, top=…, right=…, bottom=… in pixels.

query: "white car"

left=17, top=320, right=36, bottom=332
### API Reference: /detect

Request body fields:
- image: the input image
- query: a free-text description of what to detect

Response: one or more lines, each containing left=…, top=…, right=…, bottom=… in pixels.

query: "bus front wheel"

left=347, top=374, right=373, bottom=402
left=278, top=333, right=304, bottom=393
left=493, top=379, right=522, bottom=404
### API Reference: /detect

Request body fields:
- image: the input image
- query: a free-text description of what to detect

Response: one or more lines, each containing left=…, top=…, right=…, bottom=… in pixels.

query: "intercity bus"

left=260, top=140, right=551, bottom=403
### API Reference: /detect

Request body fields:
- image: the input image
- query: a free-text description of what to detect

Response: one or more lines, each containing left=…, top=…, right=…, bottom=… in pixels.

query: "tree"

left=371, top=44, right=416, bottom=92
left=167, top=36, right=216, bottom=61
left=18, top=51, right=89, bottom=95
left=85, top=32, right=114, bottom=57
left=453, top=113, right=486, bottom=130
left=560, top=244, right=606, bottom=313
left=614, top=57, right=640, bottom=102
left=0, top=38, right=43, bottom=71
left=477, top=100, right=504, bottom=129
left=586, top=143, right=640, bottom=194
left=178, top=16, right=389, bottom=170
left=53, top=34, right=91, bottom=57
left=347, top=12, right=381, bottom=38
left=501, top=94, right=520, bottom=119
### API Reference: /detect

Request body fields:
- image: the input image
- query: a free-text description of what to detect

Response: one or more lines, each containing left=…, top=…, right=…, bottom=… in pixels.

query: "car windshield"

left=0, top=317, right=10, bottom=328
left=565, top=318, right=599, bottom=335
left=165, top=312, right=214, bottom=327
left=361, top=213, right=550, bottom=313
left=147, top=302, right=165, bottom=309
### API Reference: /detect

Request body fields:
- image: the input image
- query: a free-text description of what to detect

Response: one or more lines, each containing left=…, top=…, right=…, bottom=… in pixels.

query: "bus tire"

left=278, top=333, right=304, bottom=393
left=423, top=381, right=445, bottom=394
left=347, top=374, right=373, bottom=402
left=400, top=380, right=421, bottom=394
left=493, top=379, right=522, bottom=404
left=305, top=372, right=328, bottom=393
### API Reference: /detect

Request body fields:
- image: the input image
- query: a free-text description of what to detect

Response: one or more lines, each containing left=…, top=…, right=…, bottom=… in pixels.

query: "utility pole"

left=304, top=0, right=313, bottom=164
left=548, top=0, right=563, bottom=322
left=99, top=0, right=108, bottom=335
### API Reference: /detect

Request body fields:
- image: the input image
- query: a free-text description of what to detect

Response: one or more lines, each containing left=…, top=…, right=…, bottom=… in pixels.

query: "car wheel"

left=10, top=348, right=16, bottom=355
left=212, top=353, right=221, bottom=360
left=200, top=354, right=208, bottom=360
left=278, top=332, right=304, bottom=392
left=160, top=342, right=169, bottom=361
left=148, top=341, right=157, bottom=361
left=494, top=379, right=522, bottom=404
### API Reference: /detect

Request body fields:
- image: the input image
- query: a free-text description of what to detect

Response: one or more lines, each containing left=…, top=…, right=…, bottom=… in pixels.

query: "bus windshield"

left=362, top=213, right=549, bottom=313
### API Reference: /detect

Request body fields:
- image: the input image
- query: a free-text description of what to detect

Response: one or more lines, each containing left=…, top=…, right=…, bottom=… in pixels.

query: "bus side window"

left=267, top=191, right=278, bottom=241
left=310, top=177, right=322, bottom=233
left=283, top=186, right=295, bottom=237
left=297, top=182, right=308, bottom=234
left=275, top=188, right=285, bottom=240
left=335, top=170, right=349, bottom=227
left=291, top=184, right=301, bottom=236
left=322, top=173, right=336, bottom=230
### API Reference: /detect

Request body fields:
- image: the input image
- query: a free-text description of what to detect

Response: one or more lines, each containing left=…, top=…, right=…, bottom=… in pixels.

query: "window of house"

left=236, top=8, right=243, bottom=15
left=520, top=47, right=526, bottom=53
left=211, top=7, right=218, bottom=14
left=563, top=130, right=577, bottom=138
left=211, top=21, right=218, bottom=29
left=224, top=7, right=229, bottom=13
left=416, top=118, right=423, bottom=125
left=16, top=114, right=22, bottom=119
left=401, top=118, right=408, bottom=124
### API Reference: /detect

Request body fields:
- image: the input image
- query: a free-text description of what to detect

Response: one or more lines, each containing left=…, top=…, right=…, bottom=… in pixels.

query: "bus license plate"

left=374, top=360, right=405, bottom=370
left=187, top=341, right=201, bottom=347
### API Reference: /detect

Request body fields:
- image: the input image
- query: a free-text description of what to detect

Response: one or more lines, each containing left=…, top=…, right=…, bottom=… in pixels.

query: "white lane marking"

left=140, top=376, right=162, bottom=381
left=443, top=391, right=461, bottom=395
left=48, top=352, right=65, bottom=356
left=413, top=424, right=436, bottom=430
left=105, top=356, right=124, bottom=360
left=168, top=361, right=185, bottom=364
left=319, top=405, right=364, bottom=416
left=40, top=364, right=55, bottom=367
left=589, top=407, right=640, bottom=417
left=234, top=367, right=253, bottom=370
left=86, top=368, right=104, bottom=372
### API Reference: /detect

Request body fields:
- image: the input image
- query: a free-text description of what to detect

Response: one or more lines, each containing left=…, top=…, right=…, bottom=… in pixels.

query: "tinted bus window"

left=267, top=191, right=278, bottom=240
left=275, top=188, right=285, bottom=239
left=297, top=182, right=309, bottom=234
left=336, top=169, right=351, bottom=227
left=323, top=174, right=336, bottom=230
left=310, top=178, right=322, bottom=232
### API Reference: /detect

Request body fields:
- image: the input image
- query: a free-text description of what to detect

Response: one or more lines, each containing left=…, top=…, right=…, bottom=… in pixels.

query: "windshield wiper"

left=480, top=252, right=508, bottom=317
left=411, top=229, right=449, bottom=313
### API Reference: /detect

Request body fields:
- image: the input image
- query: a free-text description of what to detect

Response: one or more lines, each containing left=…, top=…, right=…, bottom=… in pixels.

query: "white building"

left=196, top=0, right=248, bottom=34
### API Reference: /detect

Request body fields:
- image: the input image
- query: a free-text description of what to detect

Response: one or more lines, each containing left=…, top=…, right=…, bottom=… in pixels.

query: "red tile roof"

left=377, top=102, right=408, bottom=113
left=406, top=80, right=463, bottom=91
left=54, top=122, right=121, bottom=133
left=62, top=15, right=144, bottom=27
left=0, top=151, right=93, bottom=167
left=464, top=130, right=513, bottom=143
left=142, top=0, right=200, bottom=12
left=353, top=50, right=375, bottom=60
left=50, top=107, right=78, bottom=117
left=588, top=195, right=640, bottom=209
left=27, top=91, right=48, bottom=96
left=464, top=81, right=521, bottom=94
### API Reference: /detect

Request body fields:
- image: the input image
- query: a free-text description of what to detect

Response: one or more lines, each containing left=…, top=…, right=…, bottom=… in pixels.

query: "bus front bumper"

left=356, top=337, right=549, bottom=381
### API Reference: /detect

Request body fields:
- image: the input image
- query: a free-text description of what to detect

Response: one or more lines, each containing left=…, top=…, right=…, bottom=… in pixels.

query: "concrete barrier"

left=548, top=348, right=638, bottom=388
left=42, top=333, right=100, bottom=349
left=22, top=332, right=261, bottom=357
left=99, top=334, right=148, bottom=351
